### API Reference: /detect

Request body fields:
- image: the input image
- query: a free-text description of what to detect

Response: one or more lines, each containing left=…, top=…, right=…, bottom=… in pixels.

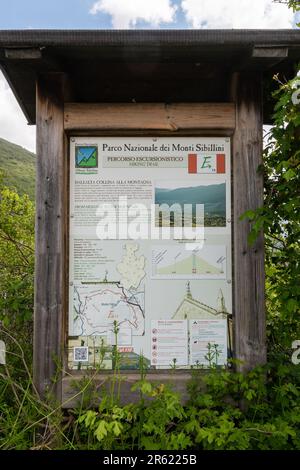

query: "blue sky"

left=0, top=0, right=188, bottom=29
left=0, top=0, right=298, bottom=30
left=0, top=0, right=112, bottom=29
left=0, top=0, right=298, bottom=151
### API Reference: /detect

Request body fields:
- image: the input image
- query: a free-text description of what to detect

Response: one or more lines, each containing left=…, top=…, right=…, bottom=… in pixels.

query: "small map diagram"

left=152, top=245, right=226, bottom=280
left=117, top=242, right=146, bottom=290
left=72, top=282, right=145, bottom=337
left=71, top=243, right=146, bottom=337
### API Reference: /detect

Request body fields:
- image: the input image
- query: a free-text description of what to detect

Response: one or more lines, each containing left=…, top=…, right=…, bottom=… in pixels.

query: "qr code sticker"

left=74, top=346, right=89, bottom=362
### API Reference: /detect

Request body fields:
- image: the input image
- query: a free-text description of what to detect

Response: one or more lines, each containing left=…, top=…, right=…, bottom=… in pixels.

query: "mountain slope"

left=155, top=183, right=226, bottom=216
left=0, top=138, right=35, bottom=200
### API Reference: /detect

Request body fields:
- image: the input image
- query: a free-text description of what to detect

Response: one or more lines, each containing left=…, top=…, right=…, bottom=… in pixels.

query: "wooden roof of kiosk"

left=0, top=29, right=300, bottom=404
left=0, top=29, right=300, bottom=124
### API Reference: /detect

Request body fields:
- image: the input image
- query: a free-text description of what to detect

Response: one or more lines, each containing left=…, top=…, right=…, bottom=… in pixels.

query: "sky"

left=0, top=0, right=298, bottom=152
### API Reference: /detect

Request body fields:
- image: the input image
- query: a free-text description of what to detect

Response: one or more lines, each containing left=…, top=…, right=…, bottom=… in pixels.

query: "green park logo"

left=75, top=145, right=98, bottom=168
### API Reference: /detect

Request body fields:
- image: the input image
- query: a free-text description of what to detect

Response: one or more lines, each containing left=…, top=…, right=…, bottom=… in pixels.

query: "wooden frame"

left=34, top=74, right=68, bottom=400
left=64, top=103, right=236, bottom=132
left=34, top=87, right=265, bottom=405
left=231, top=72, right=266, bottom=370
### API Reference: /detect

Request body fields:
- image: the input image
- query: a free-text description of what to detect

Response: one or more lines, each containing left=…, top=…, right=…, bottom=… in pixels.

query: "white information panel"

left=68, top=137, right=232, bottom=370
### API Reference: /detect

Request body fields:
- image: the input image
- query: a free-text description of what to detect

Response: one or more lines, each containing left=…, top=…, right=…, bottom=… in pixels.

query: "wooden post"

left=231, top=72, right=266, bottom=370
left=34, top=74, right=66, bottom=399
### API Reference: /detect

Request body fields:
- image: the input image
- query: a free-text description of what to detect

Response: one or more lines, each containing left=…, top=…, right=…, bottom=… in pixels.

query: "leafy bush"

left=0, top=175, right=34, bottom=328
left=1, top=345, right=300, bottom=450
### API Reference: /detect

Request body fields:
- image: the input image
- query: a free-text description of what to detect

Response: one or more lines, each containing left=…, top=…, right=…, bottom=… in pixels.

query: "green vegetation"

left=0, top=334, right=300, bottom=450
left=0, top=138, right=35, bottom=201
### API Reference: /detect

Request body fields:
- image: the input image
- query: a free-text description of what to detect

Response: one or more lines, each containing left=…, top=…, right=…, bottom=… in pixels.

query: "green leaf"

left=140, top=381, right=152, bottom=395
left=283, top=169, right=296, bottom=181
left=85, top=410, right=97, bottom=427
left=94, top=420, right=108, bottom=441
left=240, top=210, right=256, bottom=221
left=111, top=421, right=123, bottom=437
left=287, top=299, right=298, bottom=313
left=248, top=229, right=258, bottom=246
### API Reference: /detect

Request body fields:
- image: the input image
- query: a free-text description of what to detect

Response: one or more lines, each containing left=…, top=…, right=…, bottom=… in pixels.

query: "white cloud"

left=0, top=72, right=36, bottom=152
left=181, top=0, right=294, bottom=28
left=90, top=0, right=177, bottom=28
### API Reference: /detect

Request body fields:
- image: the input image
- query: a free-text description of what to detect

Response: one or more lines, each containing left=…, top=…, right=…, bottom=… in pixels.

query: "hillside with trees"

left=0, top=138, right=35, bottom=201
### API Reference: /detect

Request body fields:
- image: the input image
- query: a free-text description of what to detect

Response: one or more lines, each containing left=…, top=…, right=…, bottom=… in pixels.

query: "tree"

left=274, top=0, right=300, bottom=11
left=0, top=173, right=34, bottom=330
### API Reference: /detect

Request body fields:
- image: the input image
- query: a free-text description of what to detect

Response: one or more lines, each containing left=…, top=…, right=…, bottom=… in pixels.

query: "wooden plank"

left=61, top=372, right=195, bottom=408
left=62, top=133, right=70, bottom=372
left=231, top=72, right=266, bottom=371
left=82, top=62, right=220, bottom=80
left=34, top=73, right=67, bottom=400
left=72, top=77, right=228, bottom=105
left=68, top=129, right=235, bottom=137
left=64, top=103, right=235, bottom=132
